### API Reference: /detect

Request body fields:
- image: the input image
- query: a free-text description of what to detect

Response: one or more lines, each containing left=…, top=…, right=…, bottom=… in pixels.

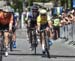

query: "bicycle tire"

left=44, top=31, right=50, bottom=58
left=29, top=30, right=32, bottom=45
left=9, top=34, right=13, bottom=51
left=0, top=44, right=2, bottom=61
left=34, top=29, right=37, bottom=55
left=0, top=37, right=3, bottom=61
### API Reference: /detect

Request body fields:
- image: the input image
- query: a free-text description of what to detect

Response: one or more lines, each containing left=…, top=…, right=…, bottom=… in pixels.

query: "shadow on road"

left=8, top=53, right=75, bottom=58
left=9, top=53, right=43, bottom=56
left=51, top=55, right=75, bottom=58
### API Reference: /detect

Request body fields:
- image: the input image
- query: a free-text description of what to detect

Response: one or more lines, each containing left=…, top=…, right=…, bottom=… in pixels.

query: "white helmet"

left=39, top=9, right=47, bottom=14
left=2, top=6, right=13, bottom=12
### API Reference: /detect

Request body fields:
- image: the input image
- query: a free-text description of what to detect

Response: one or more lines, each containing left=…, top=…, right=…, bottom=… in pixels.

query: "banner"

left=52, top=7, right=63, bottom=15
left=73, top=0, right=75, bottom=8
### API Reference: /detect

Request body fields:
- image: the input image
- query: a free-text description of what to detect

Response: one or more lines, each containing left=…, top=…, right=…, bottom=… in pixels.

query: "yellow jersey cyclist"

left=37, top=9, right=53, bottom=54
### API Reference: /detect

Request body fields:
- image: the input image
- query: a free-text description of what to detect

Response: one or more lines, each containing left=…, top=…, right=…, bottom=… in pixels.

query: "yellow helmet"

left=39, top=9, right=47, bottom=14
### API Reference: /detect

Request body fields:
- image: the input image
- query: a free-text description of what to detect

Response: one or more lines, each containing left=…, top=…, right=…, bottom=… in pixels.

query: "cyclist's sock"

left=48, top=39, right=53, bottom=46
left=42, top=44, right=45, bottom=51
left=5, top=46, right=8, bottom=49
left=37, top=38, right=40, bottom=42
left=5, top=46, right=8, bottom=52
left=13, top=41, right=16, bottom=48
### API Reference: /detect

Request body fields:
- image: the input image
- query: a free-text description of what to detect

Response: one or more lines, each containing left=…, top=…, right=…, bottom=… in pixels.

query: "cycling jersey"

left=0, top=12, right=13, bottom=25
left=28, top=12, right=39, bottom=27
left=13, top=13, right=17, bottom=25
left=28, top=12, right=39, bottom=21
left=37, top=15, right=50, bottom=25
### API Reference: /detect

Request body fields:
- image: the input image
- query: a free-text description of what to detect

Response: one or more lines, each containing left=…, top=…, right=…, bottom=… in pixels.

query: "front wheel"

left=0, top=39, right=3, bottom=61
left=9, top=33, right=13, bottom=51
left=44, top=31, right=50, bottom=58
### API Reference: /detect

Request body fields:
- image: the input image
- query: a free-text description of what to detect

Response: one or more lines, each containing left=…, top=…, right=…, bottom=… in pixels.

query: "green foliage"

left=10, top=0, right=23, bottom=12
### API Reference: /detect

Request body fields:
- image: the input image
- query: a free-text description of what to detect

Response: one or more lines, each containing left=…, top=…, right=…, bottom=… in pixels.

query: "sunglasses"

left=41, top=14, right=46, bottom=16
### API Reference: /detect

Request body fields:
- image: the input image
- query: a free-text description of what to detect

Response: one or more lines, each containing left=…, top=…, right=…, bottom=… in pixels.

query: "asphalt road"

left=3, top=24, right=75, bottom=61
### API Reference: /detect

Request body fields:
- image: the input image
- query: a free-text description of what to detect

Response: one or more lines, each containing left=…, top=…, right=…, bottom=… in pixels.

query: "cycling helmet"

left=39, top=9, right=47, bottom=14
left=2, top=6, right=13, bottom=12
left=31, top=5, right=38, bottom=11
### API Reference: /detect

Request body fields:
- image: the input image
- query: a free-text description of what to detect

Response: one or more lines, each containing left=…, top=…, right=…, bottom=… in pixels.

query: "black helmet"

left=31, top=5, right=38, bottom=11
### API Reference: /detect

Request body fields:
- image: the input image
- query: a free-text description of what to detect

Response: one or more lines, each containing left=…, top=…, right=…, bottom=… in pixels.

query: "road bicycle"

left=39, top=29, right=51, bottom=58
left=28, top=28, right=37, bottom=55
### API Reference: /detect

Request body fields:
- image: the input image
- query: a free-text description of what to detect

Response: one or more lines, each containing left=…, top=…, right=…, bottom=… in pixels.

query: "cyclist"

left=37, top=9, right=52, bottom=54
left=27, top=5, right=39, bottom=50
left=12, top=8, right=18, bottom=48
left=0, top=6, right=13, bottom=56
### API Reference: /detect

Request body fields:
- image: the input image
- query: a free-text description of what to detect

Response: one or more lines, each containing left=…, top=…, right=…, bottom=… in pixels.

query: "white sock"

left=42, top=44, right=45, bottom=51
left=6, top=46, right=8, bottom=48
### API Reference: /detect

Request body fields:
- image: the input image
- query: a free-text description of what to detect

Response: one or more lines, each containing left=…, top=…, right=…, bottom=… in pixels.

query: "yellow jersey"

left=37, top=15, right=50, bottom=25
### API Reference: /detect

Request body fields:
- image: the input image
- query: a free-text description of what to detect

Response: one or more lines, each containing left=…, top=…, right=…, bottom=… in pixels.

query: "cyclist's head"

left=39, top=9, right=47, bottom=16
left=31, top=5, right=38, bottom=13
left=2, top=6, right=13, bottom=16
left=3, top=6, right=13, bottom=12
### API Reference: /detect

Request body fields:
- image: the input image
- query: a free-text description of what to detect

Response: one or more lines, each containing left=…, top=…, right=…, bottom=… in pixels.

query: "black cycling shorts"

left=12, top=26, right=16, bottom=33
left=0, top=24, right=9, bottom=31
left=30, top=21, right=37, bottom=28
left=40, top=22, right=48, bottom=30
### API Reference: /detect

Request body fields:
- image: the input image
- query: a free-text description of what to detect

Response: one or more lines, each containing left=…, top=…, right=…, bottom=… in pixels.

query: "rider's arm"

left=47, top=15, right=53, bottom=28
left=37, top=15, right=41, bottom=31
left=25, top=12, right=29, bottom=24
left=9, top=14, right=13, bottom=31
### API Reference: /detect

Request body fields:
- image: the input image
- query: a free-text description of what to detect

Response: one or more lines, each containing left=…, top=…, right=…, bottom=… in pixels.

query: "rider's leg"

left=40, top=32, right=45, bottom=53
left=4, top=31, right=9, bottom=56
left=12, top=32, right=16, bottom=48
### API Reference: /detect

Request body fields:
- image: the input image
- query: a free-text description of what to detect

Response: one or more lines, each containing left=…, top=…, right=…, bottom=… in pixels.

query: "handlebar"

left=38, top=28, right=52, bottom=33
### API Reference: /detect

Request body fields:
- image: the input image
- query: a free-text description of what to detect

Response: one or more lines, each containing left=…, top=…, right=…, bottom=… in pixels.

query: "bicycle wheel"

left=9, top=33, right=13, bottom=51
left=0, top=45, right=2, bottom=61
left=44, top=31, right=50, bottom=58
left=33, top=29, right=37, bottom=55
left=0, top=36, right=3, bottom=61
left=29, top=30, right=32, bottom=44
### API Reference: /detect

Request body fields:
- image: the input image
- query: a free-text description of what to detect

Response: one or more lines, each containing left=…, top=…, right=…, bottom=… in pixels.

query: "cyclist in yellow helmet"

left=37, top=9, right=53, bottom=54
